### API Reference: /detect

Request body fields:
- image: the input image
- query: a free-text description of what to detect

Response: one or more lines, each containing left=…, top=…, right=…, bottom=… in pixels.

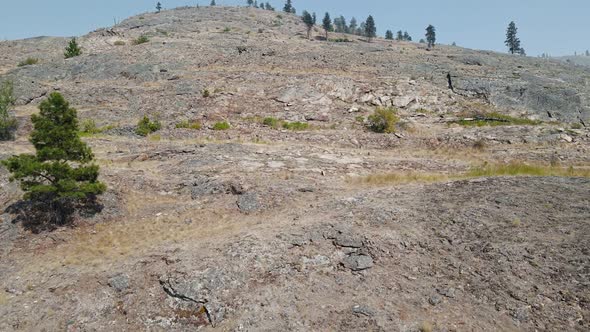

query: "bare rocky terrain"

left=0, top=6, right=589, bottom=331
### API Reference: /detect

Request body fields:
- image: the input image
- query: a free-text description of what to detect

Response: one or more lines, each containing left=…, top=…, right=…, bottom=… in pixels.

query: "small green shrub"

left=114, top=40, right=126, bottom=46
left=133, top=35, right=150, bottom=45
left=355, top=115, right=365, bottom=123
left=282, top=121, right=309, bottom=131
left=213, top=121, right=230, bottom=130
left=330, top=38, right=351, bottom=43
left=81, top=119, right=99, bottom=134
left=367, top=108, right=399, bottom=133
left=0, top=81, right=17, bottom=141
left=571, top=122, right=583, bottom=129
left=64, top=38, right=82, bottom=59
left=223, top=27, right=231, bottom=33
left=136, top=116, right=161, bottom=136
left=262, top=117, right=279, bottom=128
left=176, top=120, right=202, bottom=130
left=202, top=89, right=211, bottom=98
left=455, top=112, right=540, bottom=127
left=18, top=57, right=39, bottom=67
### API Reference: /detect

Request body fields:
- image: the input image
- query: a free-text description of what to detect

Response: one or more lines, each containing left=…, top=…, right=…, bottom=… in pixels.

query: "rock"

left=108, top=274, right=130, bottom=292
left=429, top=294, right=442, bottom=306
left=341, top=254, right=374, bottom=271
left=352, top=304, right=375, bottom=317
left=560, top=134, right=573, bottom=142
left=302, top=255, right=330, bottom=267
left=237, top=192, right=259, bottom=213
left=333, top=233, right=363, bottom=248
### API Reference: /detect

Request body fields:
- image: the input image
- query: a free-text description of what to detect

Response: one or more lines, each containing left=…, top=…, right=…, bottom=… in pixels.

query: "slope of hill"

left=0, top=6, right=589, bottom=331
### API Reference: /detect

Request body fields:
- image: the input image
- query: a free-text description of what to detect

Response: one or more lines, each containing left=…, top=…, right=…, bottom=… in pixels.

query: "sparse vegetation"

left=114, top=40, right=126, bottom=46
left=367, top=107, right=399, bottom=133
left=223, top=27, right=231, bottom=33
left=64, top=38, right=82, bottom=58
left=202, top=89, right=211, bottom=98
left=0, top=80, right=17, bottom=141
left=136, top=116, right=161, bottom=136
left=213, top=121, right=231, bottom=130
left=18, top=57, right=39, bottom=67
left=80, top=119, right=115, bottom=136
left=282, top=121, right=309, bottom=131
left=133, top=35, right=150, bottom=45
left=454, top=112, right=540, bottom=127
left=262, top=117, right=279, bottom=128
left=176, top=120, right=202, bottom=130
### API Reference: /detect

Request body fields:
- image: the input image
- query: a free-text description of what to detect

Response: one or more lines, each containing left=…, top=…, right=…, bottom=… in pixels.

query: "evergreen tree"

left=283, top=0, right=294, bottom=13
left=64, top=38, right=82, bottom=59
left=322, top=12, right=332, bottom=40
left=265, top=2, right=274, bottom=10
left=419, top=38, right=426, bottom=44
left=586, top=50, right=590, bottom=57
left=396, top=30, right=403, bottom=41
left=312, top=12, right=316, bottom=25
left=505, top=21, right=521, bottom=54
left=156, top=2, right=162, bottom=13
left=403, top=31, right=412, bottom=41
left=518, top=48, right=526, bottom=56
left=349, top=17, right=358, bottom=34
left=385, top=30, right=394, bottom=40
left=425, top=25, right=436, bottom=48
left=210, top=0, right=216, bottom=6
left=247, top=0, right=254, bottom=6
left=0, top=81, right=17, bottom=141
left=302, top=11, right=314, bottom=39
left=365, top=15, right=376, bottom=42
left=358, top=21, right=366, bottom=36
left=2, top=93, right=106, bottom=225
left=254, top=0, right=258, bottom=8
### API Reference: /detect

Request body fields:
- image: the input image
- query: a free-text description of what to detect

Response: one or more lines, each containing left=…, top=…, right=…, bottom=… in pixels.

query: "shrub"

left=455, top=112, right=540, bottom=127
left=81, top=119, right=99, bottom=134
left=176, top=120, right=202, bottom=130
left=1, top=93, right=106, bottom=226
left=114, top=40, right=126, bottom=46
left=212, top=121, right=230, bottom=130
left=133, top=35, right=150, bottom=45
left=223, top=27, right=231, bottom=33
left=64, top=38, right=82, bottom=59
left=0, top=81, right=17, bottom=141
left=18, top=57, right=39, bottom=67
left=202, top=89, right=211, bottom=98
left=282, top=121, right=309, bottom=131
left=136, top=116, right=161, bottom=136
left=262, top=117, right=279, bottom=128
left=367, top=107, right=399, bottom=133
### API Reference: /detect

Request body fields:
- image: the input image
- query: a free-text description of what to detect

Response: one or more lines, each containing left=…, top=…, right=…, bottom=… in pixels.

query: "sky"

left=0, top=0, right=588, bottom=56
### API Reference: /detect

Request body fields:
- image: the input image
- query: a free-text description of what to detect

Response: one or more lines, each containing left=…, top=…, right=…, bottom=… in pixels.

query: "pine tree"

left=322, top=13, right=332, bottom=40
left=586, top=50, right=590, bottom=57
left=302, top=11, right=314, bottom=39
left=156, top=2, right=162, bottom=13
left=2, top=93, right=106, bottom=225
left=312, top=12, right=316, bottom=25
left=365, top=15, right=376, bottom=42
left=247, top=0, right=254, bottom=6
left=396, top=30, right=403, bottom=41
left=254, top=0, right=258, bottom=8
left=385, top=30, right=394, bottom=40
left=210, top=0, right=216, bottom=6
left=349, top=17, right=358, bottom=34
left=419, top=38, right=426, bottom=44
left=283, top=0, right=294, bottom=13
left=64, top=38, right=82, bottom=59
left=505, top=21, right=521, bottom=54
left=425, top=25, right=436, bottom=48
left=403, top=31, right=412, bottom=41
left=0, top=80, right=17, bottom=141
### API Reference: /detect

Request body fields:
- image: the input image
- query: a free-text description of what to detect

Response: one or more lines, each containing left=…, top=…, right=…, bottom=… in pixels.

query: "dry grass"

left=348, top=162, right=590, bottom=186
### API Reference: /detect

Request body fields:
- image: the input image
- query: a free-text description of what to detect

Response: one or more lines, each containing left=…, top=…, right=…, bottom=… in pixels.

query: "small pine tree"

left=419, top=38, right=426, bottom=44
left=349, top=17, right=358, bottom=33
left=210, top=0, right=216, bottom=6
left=64, top=38, right=82, bottom=59
left=505, top=21, right=521, bottom=54
left=247, top=0, right=254, bottom=6
left=425, top=25, right=436, bottom=48
left=1, top=93, right=106, bottom=225
left=283, top=0, right=293, bottom=13
left=365, top=15, right=376, bottom=42
left=0, top=81, right=17, bottom=141
left=302, top=11, right=314, bottom=39
left=322, top=13, right=332, bottom=40
left=396, top=30, right=403, bottom=41
left=312, top=12, right=316, bottom=25
left=586, top=50, right=590, bottom=57
left=385, top=30, right=394, bottom=40
left=403, top=31, right=412, bottom=41
left=156, top=2, right=162, bottom=13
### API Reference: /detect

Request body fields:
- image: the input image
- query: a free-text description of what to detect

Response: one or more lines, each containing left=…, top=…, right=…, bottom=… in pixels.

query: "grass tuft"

left=18, top=57, right=39, bottom=67
left=454, top=112, right=540, bottom=127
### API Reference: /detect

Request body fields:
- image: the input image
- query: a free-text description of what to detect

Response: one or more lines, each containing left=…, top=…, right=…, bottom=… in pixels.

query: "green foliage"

left=223, top=27, right=231, bottom=33
left=81, top=119, right=99, bottom=134
left=426, top=25, right=436, bottom=48
left=136, top=116, right=161, bottom=136
left=176, top=120, right=202, bottom=130
left=322, top=12, right=332, bottom=39
left=282, top=121, right=309, bottom=131
left=202, top=89, right=211, bottom=98
left=64, top=38, right=82, bottom=59
left=385, top=30, right=394, bottom=40
left=283, top=0, right=295, bottom=13
left=1, top=93, right=106, bottom=212
left=210, top=0, right=216, bottom=5
left=156, top=2, right=162, bottom=12
left=505, top=21, right=522, bottom=55
left=133, top=35, right=150, bottom=45
left=213, top=121, right=231, bottom=130
left=0, top=81, right=17, bottom=141
left=114, top=40, right=126, bottom=46
left=365, top=15, right=376, bottom=42
left=262, top=117, right=279, bottom=128
left=454, top=112, right=540, bottom=127
left=302, top=11, right=314, bottom=39
left=18, top=57, right=39, bottom=67
left=367, top=108, right=399, bottom=133
left=329, top=38, right=351, bottom=42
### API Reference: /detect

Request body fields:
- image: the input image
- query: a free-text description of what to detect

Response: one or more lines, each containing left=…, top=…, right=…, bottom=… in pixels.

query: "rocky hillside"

left=0, top=6, right=589, bottom=332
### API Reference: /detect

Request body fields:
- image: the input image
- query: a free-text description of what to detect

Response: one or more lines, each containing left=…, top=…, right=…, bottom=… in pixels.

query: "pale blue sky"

left=0, top=0, right=588, bottom=56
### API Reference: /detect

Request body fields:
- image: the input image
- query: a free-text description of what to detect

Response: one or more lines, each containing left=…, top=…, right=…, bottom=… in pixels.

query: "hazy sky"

left=0, top=0, right=588, bottom=56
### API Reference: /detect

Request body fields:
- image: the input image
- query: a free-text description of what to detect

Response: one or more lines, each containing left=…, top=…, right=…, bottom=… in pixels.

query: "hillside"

left=0, top=6, right=589, bottom=331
